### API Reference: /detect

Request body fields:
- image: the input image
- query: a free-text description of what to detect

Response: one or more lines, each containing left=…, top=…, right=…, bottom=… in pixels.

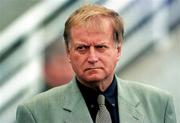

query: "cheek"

left=105, top=53, right=119, bottom=68
left=69, top=54, right=85, bottom=69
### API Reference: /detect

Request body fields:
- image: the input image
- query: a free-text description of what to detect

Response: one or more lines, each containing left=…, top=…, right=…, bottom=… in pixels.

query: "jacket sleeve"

left=164, top=95, right=177, bottom=123
left=16, top=104, right=36, bottom=123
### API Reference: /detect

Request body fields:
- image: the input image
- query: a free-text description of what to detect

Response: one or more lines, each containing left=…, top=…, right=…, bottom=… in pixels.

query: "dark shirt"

left=77, top=76, right=119, bottom=123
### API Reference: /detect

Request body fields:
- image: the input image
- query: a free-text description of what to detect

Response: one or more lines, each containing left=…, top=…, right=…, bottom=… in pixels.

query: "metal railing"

left=0, top=0, right=179, bottom=122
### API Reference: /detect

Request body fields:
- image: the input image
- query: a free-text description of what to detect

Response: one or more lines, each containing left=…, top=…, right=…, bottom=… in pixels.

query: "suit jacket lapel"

left=116, top=77, right=143, bottom=123
left=62, top=78, right=93, bottom=123
left=61, top=76, right=143, bottom=123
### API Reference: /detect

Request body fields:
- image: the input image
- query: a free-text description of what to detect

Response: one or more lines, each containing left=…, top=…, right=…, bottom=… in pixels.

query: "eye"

left=76, top=45, right=89, bottom=53
left=77, top=46, right=85, bottom=50
left=95, top=45, right=108, bottom=50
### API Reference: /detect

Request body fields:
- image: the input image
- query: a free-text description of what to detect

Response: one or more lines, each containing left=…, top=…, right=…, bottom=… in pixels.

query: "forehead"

left=70, top=17, right=114, bottom=38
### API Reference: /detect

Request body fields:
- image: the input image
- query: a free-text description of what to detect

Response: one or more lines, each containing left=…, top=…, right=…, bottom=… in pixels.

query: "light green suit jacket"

left=16, top=76, right=176, bottom=123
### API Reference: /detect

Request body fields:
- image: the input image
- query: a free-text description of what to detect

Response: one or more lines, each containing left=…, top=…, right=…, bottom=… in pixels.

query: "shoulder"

left=115, top=77, right=176, bottom=122
left=16, top=81, right=77, bottom=122
left=20, top=81, right=73, bottom=109
left=116, top=77, right=172, bottom=102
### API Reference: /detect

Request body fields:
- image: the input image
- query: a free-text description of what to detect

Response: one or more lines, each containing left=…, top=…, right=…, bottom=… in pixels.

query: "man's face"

left=67, top=18, right=121, bottom=85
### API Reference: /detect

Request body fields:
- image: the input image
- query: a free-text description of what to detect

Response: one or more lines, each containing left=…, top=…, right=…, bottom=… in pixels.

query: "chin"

left=84, top=75, right=105, bottom=82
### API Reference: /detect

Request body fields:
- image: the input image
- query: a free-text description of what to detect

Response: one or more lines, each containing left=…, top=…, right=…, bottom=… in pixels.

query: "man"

left=16, top=4, right=176, bottom=123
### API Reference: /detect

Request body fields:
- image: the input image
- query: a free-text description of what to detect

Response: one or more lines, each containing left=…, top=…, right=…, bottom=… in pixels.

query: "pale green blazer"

left=16, top=76, right=176, bottom=123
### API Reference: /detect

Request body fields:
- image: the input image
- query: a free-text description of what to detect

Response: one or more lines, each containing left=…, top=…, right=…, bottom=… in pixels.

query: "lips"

left=84, top=67, right=101, bottom=71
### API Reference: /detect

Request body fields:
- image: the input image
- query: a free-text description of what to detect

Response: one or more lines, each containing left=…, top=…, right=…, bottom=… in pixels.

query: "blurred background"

left=0, top=0, right=179, bottom=122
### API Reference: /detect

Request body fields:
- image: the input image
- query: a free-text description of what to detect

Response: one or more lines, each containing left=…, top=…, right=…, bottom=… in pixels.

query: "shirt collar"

left=76, top=76, right=117, bottom=107
left=102, top=76, right=117, bottom=107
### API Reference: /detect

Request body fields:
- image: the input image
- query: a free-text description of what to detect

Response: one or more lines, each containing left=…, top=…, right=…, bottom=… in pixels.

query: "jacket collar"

left=62, top=76, right=143, bottom=123
left=62, top=77, right=93, bottom=123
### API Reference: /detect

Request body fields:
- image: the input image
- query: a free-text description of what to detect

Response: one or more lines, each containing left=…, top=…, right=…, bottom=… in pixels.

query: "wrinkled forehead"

left=72, top=16, right=114, bottom=34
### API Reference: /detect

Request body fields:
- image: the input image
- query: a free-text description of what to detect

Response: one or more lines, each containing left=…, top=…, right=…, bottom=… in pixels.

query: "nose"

left=87, top=46, right=98, bottom=64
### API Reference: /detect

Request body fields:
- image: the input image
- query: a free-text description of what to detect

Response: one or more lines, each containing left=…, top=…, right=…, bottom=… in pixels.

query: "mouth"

left=84, top=67, right=101, bottom=71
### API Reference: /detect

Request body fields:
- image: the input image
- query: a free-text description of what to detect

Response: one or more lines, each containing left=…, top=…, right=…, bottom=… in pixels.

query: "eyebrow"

left=74, top=42, right=109, bottom=46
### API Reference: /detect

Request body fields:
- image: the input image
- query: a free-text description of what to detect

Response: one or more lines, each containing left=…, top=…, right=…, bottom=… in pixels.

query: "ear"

left=116, top=42, right=122, bottom=60
left=66, top=47, right=71, bottom=63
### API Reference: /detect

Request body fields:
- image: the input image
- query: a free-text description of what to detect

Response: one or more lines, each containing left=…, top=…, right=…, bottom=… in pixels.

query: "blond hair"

left=63, top=4, right=124, bottom=48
